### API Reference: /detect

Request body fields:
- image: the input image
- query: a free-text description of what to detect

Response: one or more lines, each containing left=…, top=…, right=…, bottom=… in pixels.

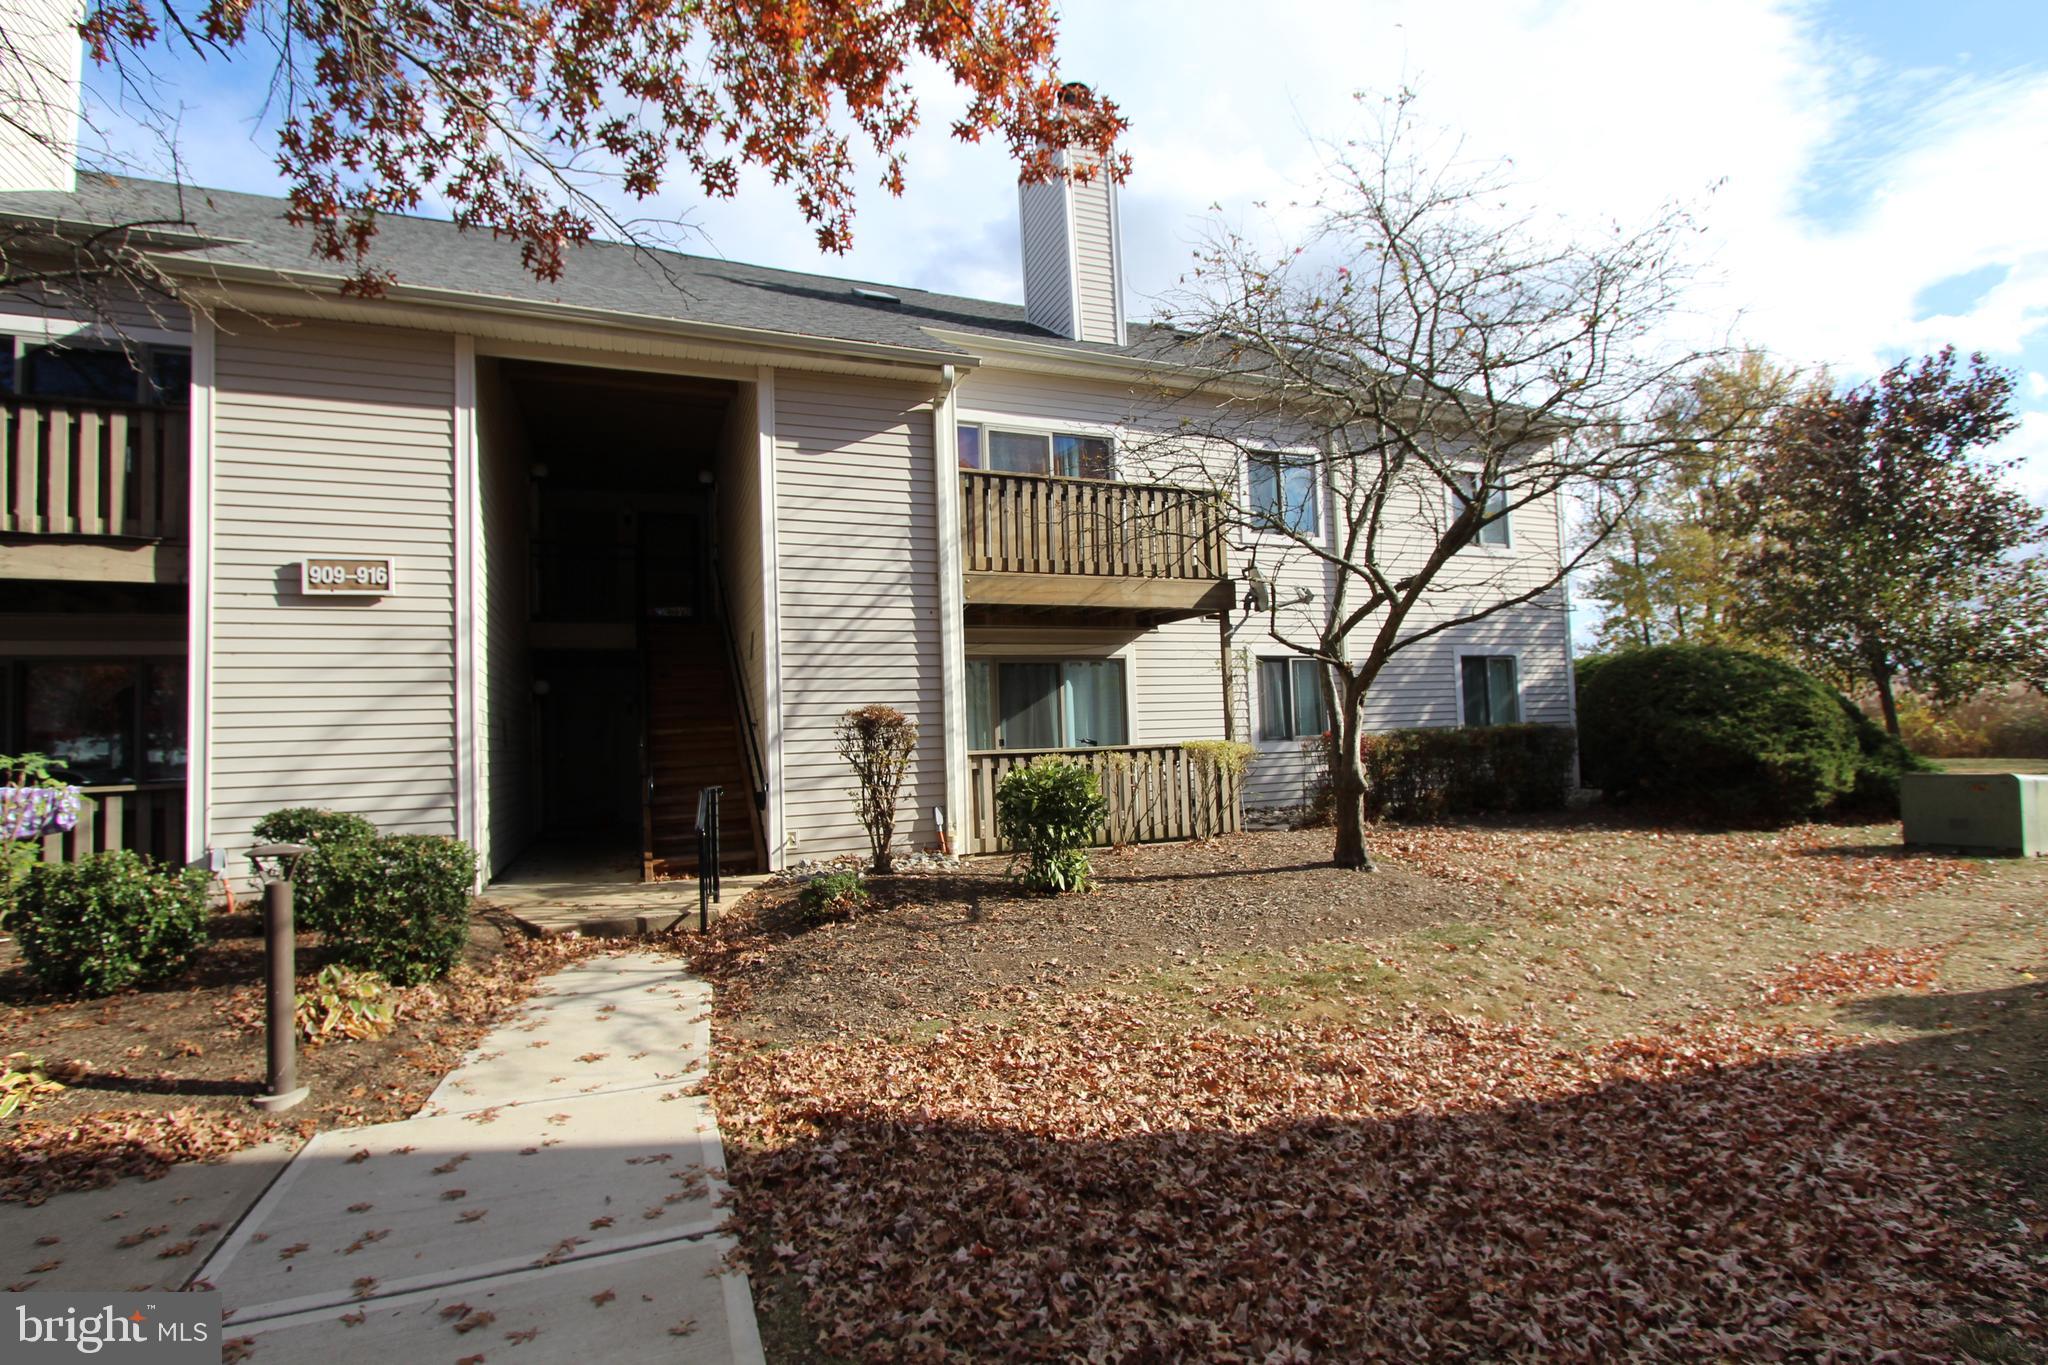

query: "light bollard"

left=248, top=842, right=311, bottom=1114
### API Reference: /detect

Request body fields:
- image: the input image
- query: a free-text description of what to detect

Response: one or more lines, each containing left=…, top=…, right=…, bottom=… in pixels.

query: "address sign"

left=301, top=557, right=394, bottom=596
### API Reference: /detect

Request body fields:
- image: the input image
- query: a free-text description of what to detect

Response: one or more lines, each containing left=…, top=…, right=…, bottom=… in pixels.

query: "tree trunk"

left=1873, top=668, right=1902, bottom=738
left=1329, top=689, right=1375, bottom=871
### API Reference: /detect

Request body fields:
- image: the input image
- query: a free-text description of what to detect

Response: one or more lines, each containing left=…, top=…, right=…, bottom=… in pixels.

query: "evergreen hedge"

left=1359, top=724, right=1578, bottom=822
left=1576, top=644, right=1929, bottom=824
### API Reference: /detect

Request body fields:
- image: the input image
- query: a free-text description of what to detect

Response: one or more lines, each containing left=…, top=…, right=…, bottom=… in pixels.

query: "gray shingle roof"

left=0, top=174, right=1171, bottom=362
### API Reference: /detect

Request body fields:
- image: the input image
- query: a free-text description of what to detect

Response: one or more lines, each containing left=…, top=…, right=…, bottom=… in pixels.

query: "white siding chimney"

left=1018, top=149, right=1126, bottom=346
left=0, top=0, right=83, bottom=193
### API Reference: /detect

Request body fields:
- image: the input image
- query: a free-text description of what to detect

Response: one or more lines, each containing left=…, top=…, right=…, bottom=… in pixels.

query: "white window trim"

left=1452, top=648, right=1526, bottom=728
left=1254, top=654, right=1329, bottom=747
left=1446, top=469, right=1514, bottom=553
left=954, top=412, right=1122, bottom=480
left=966, top=655, right=1132, bottom=750
left=1243, top=446, right=1328, bottom=546
left=0, top=310, right=193, bottom=350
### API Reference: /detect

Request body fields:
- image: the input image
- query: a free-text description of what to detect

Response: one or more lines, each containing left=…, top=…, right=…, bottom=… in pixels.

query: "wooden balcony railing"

left=3, top=399, right=189, bottom=539
left=32, top=783, right=188, bottom=867
left=960, top=470, right=1227, bottom=582
left=965, top=744, right=1243, bottom=855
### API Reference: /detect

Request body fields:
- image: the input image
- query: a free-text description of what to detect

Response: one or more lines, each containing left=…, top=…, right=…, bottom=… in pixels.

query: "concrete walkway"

left=188, top=951, right=763, bottom=1362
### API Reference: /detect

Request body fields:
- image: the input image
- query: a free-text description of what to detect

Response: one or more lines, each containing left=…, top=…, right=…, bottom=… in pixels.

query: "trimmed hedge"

left=325, top=834, right=478, bottom=985
left=251, top=807, right=377, bottom=934
left=1359, top=724, right=1578, bottom=822
left=1576, top=645, right=1930, bottom=824
left=13, top=851, right=211, bottom=996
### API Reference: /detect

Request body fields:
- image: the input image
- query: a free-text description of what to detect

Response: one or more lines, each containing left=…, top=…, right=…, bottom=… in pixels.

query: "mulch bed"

left=686, top=830, right=1495, bottom=1045
left=0, top=908, right=621, bottom=1202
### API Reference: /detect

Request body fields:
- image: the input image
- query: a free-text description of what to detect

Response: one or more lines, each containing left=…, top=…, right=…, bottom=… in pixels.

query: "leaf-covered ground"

left=0, top=913, right=626, bottom=1201
left=697, top=819, right=2048, bottom=1361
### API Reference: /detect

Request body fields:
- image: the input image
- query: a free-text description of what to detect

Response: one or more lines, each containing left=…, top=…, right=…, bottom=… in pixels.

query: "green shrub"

left=997, top=757, right=1108, bottom=894
left=1576, top=645, right=1919, bottom=824
left=252, top=807, right=378, bottom=933
left=795, top=869, right=869, bottom=924
left=1358, top=724, right=1577, bottom=822
left=12, top=851, right=211, bottom=996
left=294, top=964, right=398, bottom=1045
left=325, top=834, right=477, bottom=986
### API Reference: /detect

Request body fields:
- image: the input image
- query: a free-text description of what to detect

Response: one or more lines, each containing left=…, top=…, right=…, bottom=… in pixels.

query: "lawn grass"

left=1936, top=756, right=2048, bottom=774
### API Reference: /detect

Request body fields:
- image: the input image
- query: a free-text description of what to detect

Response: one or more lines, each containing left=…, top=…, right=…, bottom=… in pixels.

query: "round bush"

left=251, top=807, right=377, bottom=933
left=325, top=834, right=478, bottom=986
left=13, top=851, right=211, bottom=996
left=1577, top=645, right=1906, bottom=825
left=996, top=757, right=1108, bottom=894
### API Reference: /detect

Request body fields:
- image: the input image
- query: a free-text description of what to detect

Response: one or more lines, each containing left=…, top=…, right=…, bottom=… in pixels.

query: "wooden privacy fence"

left=34, top=784, right=188, bottom=867
left=966, top=744, right=1243, bottom=854
left=960, top=470, right=1227, bottom=580
left=3, top=400, right=189, bottom=538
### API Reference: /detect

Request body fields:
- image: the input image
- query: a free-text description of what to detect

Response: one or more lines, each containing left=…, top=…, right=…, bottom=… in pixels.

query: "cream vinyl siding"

left=1068, top=173, right=1120, bottom=345
left=1017, top=176, right=1075, bottom=340
left=474, top=358, right=532, bottom=875
left=207, top=323, right=458, bottom=850
left=773, top=372, right=944, bottom=860
left=952, top=364, right=1576, bottom=811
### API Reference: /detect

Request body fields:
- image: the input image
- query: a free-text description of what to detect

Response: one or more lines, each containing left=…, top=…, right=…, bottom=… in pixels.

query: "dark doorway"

left=532, top=650, right=643, bottom=845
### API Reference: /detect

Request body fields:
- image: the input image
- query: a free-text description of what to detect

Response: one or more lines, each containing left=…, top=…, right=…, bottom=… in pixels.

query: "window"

left=1460, top=655, right=1520, bottom=727
left=1451, top=472, right=1511, bottom=547
left=1250, top=453, right=1320, bottom=534
left=0, top=338, right=192, bottom=406
left=12, top=658, right=187, bottom=785
left=966, top=659, right=1129, bottom=749
left=957, top=423, right=1114, bottom=480
left=1258, top=657, right=1328, bottom=741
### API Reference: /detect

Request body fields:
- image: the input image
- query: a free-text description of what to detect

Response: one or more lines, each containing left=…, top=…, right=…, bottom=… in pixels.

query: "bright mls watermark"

left=4, top=1293, right=219, bottom=1362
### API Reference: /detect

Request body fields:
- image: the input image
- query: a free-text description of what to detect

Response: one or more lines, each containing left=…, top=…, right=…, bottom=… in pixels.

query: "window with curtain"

left=966, top=659, right=1129, bottom=749
left=958, top=423, right=1116, bottom=480
left=1250, top=453, right=1320, bottom=534
left=1257, top=657, right=1328, bottom=740
left=1460, top=655, right=1521, bottom=726
left=1450, top=472, right=1511, bottom=547
left=14, top=659, right=188, bottom=785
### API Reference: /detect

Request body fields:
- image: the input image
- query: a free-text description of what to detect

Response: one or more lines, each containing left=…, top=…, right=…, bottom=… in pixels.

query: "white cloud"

left=78, top=0, right=2048, bottom=497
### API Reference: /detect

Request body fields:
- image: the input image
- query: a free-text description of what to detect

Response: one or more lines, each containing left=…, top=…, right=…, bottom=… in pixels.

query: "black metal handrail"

left=710, top=561, right=770, bottom=815
left=695, top=785, right=722, bottom=932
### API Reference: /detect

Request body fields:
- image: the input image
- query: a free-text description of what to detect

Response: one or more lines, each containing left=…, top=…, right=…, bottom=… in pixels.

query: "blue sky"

left=79, top=0, right=2048, bottom=501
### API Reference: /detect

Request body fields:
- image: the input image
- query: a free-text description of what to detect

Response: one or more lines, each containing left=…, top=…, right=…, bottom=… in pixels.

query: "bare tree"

left=1134, top=94, right=1727, bottom=869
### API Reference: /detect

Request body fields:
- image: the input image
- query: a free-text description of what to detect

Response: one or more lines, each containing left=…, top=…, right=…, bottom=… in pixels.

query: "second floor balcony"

left=958, top=469, right=1234, bottom=622
left=2, top=397, right=190, bottom=583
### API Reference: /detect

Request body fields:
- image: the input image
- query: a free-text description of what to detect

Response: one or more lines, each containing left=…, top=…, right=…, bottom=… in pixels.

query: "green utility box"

left=1900, top=772, right=2047, bottom=856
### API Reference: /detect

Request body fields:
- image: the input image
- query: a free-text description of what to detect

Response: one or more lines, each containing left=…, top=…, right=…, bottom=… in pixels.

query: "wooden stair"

left=643, top=621, right=764, bottom=879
